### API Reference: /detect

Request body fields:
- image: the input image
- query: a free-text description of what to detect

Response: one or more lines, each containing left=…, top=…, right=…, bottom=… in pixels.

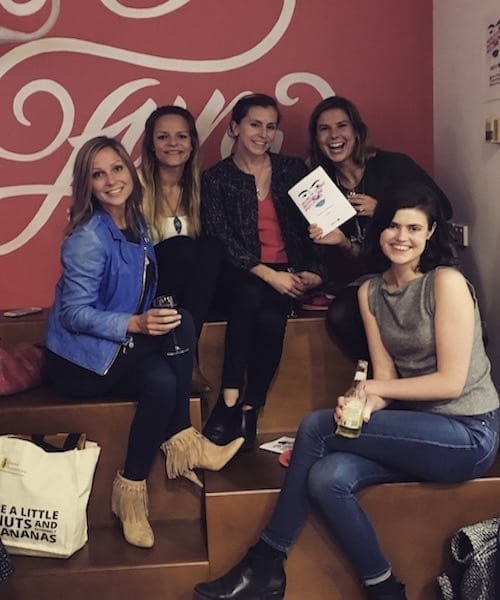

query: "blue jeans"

left=261, top=407, right=499, bottom=582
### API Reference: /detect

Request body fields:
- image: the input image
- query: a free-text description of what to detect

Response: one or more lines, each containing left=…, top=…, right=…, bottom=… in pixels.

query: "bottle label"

left=340, top=399, right=364, bottom=429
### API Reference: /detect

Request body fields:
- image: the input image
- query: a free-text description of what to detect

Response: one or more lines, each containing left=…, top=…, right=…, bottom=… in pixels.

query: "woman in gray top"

left=193, top=182, right=499, bottom=600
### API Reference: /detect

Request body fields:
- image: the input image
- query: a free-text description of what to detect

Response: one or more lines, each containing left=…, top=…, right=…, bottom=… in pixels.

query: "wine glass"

left=286, top=267, right=298, bottom=319
left=153, top=295, right=190, bottom=356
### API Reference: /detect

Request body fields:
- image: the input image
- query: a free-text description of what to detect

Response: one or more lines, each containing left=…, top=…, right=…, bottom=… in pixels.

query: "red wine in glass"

left=153, top=295, right=189, bottom=356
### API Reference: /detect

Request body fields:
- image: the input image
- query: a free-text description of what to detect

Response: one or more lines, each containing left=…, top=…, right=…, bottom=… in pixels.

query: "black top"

left=201, top=153, right=324, bottom=277
left=328, top=150, right=453, bottom=243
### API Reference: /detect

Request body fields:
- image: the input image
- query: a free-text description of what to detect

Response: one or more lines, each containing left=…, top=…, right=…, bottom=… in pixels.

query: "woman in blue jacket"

left=45, top=136, right=243, bottom=549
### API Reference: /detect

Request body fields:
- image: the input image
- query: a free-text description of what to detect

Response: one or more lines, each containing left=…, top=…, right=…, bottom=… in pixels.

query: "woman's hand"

left=268, top=270, right=304, bottom=297
left=128, top=308, right=181, bottom=336
left=309, top=224, right=349, bottom=247
left=349, top=193, right=377, bottom=218
left=362, top=394, right=390, bottom=422
left=334, top=391, right=390, bottom=425
left=296, top=271, right=322, bottom=292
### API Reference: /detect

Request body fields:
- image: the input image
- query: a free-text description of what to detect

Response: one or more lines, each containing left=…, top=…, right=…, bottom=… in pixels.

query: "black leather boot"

left=203, top=393, right=243, bottom=446
left=194, top=546, right=286, bottom=599
left=365, top=578, right=407, bottom=599
left=240, top=407, right=259, bottom=452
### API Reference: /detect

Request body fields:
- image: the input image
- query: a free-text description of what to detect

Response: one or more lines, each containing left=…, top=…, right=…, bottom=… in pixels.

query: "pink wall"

left=0, top=0, right=434, bottom=307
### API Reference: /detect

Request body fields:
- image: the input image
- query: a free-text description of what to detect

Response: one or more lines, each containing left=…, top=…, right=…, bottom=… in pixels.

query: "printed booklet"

left=288, top=165, right=356, bottom=236
left=259, top=436, right=295, bottom=454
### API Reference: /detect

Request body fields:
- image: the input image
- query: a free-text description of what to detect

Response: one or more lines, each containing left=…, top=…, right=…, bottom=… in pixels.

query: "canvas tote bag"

left=0, top=434, right=100, bottom=558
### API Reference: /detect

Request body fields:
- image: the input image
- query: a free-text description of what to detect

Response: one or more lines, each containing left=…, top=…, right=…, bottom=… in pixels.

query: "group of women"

left=44, top=93, right=499, bottom=600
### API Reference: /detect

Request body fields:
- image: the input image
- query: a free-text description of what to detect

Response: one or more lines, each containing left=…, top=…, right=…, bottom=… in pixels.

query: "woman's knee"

left=326, top=289, right=360, bottom=334
left=308, top=454, right=358, bottom=501
left=176, top=308, right=196, bottom=346
left=198, top=235, right=223, bottom=261
left=294, top=411, right=330, bottom=450
left=230, top=281, right=265, bottom=314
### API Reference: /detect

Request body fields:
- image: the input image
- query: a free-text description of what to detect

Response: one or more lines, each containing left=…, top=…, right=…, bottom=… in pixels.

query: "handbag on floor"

left=0, top=538, right=14, bottom=582
left=0, top=433, right=100, bottom=558
left=0, top=343, right=47, bottom=396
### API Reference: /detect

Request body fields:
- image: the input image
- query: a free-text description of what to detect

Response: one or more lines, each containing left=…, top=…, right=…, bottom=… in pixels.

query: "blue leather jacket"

left=46, top=210, right=157, bottom=375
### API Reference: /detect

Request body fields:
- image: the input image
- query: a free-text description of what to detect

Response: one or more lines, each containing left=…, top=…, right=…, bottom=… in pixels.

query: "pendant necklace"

left=335, top=171, right=365, bottom=242
left=163, top=188, right=183, bottom=235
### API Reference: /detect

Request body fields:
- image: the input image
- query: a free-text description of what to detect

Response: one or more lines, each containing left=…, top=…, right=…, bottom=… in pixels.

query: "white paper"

left=288, top=166, right=357, bottom=235
left=259, top=436, right=295, bottom=454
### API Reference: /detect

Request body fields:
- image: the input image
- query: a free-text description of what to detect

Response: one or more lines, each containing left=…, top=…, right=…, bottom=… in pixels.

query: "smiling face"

left=379, top=208, right=436, bottom=270
left=152, top=113, right=193, bottom=169
left=231, top=105, right=278, bottom=158
left=91, top=146, right=133, bottom=224
left=316, top=108, right=357, bottom=165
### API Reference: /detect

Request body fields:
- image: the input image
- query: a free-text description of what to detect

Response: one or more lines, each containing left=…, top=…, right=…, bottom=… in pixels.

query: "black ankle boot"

left=365, top=577, right=406, bottom=599
left=240, top=407, right=259, bottom=452
left=203, top=393, right=243, bottom=446
left=194, top=546, right=286, bottom=599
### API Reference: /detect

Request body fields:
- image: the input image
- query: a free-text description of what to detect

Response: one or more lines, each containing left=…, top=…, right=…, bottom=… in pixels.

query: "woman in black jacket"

left=201, top=93, right=323, bottom=450
left=308, top=96, right=453, bottom=361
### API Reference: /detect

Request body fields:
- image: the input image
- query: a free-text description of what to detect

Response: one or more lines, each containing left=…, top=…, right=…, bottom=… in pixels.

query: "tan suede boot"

left=111, top=471, right=154, bottom=548
left=160, top=427, right=244, bottom=486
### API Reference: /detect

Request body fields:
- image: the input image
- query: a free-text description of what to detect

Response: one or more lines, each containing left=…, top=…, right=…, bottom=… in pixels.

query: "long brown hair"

left=141, top=105, right=201, bottom=241
left=308, top=96, right=376, bottom=173
left=66, top=136, right=144, bottom=237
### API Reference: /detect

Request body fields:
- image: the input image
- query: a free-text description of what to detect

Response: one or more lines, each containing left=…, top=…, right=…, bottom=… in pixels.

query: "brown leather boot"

left=191, top=356, right=212, bottom=394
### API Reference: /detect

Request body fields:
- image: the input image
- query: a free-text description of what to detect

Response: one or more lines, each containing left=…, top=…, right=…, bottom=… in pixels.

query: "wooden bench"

left=1, top=310, right=499, bottom=599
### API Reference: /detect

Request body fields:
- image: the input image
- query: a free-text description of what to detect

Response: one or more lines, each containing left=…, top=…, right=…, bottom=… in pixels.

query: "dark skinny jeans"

left=326, top=284, right=369, bottom=361
left=261, top=407, right=499, bottom=582
left=46, top=311, right=195, bottom=481
left=154, top=234, right=222, bottom=340
left=217, top=262, right=290, bottom=408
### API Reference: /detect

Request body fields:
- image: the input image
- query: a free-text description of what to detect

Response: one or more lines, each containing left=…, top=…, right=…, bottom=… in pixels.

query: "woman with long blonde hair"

left=141, top=105, right=222, bottom=393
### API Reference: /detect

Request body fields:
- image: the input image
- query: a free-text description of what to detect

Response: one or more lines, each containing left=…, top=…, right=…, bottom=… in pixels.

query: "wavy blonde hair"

left=66, top=136, right=144, bottom=238
left=141, top=105, right=201, bottom=242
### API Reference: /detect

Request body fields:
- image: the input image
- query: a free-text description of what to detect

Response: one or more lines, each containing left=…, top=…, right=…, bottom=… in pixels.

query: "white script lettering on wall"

left=0, top=0, right=60, bottom=44
left=0, top=0, right=335, bottom=256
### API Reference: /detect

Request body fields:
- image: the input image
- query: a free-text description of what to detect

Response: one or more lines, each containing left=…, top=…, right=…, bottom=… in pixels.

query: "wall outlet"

left=450, top=223, right=469, bottom=247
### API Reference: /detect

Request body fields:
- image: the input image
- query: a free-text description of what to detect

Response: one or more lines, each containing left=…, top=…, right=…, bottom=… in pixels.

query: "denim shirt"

left=45, top=211, right=157, bottom=375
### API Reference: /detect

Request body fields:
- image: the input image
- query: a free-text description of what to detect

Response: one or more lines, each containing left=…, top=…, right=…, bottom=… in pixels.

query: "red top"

left=258, top=191, right=288, bottom=264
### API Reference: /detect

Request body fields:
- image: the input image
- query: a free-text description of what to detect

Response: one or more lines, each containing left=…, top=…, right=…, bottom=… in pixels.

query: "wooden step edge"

left=7, top=518, right=207, bottom=576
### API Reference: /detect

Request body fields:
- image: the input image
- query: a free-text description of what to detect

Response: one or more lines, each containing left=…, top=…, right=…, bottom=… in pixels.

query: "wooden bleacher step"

left=0, top=394, right=207, bottom=599
left=5, top=520, right=208, bottom=599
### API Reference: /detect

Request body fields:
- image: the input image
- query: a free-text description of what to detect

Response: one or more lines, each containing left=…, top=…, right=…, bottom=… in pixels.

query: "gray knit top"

left=367, top=268, right=499, bottom=415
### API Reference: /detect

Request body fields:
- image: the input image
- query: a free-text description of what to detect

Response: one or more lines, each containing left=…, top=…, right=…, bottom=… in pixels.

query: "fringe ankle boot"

left=111, top=471, right=154, bottom=548
left=161, top=427, right=244, bottom=487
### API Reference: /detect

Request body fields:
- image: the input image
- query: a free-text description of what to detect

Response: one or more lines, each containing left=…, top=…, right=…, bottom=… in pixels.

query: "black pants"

left=218, top=263, right=290, bottom=408
left=326, top=284, right=369, bottom=361
left=46, top=314, right=194, bottom=480
left=154, top=234, right=222, bottom=340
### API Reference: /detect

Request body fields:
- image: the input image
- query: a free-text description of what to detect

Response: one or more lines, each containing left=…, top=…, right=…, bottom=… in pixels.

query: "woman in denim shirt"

left=46, top=136, right=243, bottom=549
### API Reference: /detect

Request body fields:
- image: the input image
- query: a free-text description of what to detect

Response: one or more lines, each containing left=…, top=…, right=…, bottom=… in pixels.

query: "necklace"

left=162, top=187, right=183, bottom=234
left=233, top=155, right=270, bottom=200
left=335, top=173, right=366, bottom=242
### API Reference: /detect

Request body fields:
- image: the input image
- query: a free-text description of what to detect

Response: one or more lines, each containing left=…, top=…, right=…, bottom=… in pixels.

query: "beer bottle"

left=336, top=359, right=369, bottom=438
